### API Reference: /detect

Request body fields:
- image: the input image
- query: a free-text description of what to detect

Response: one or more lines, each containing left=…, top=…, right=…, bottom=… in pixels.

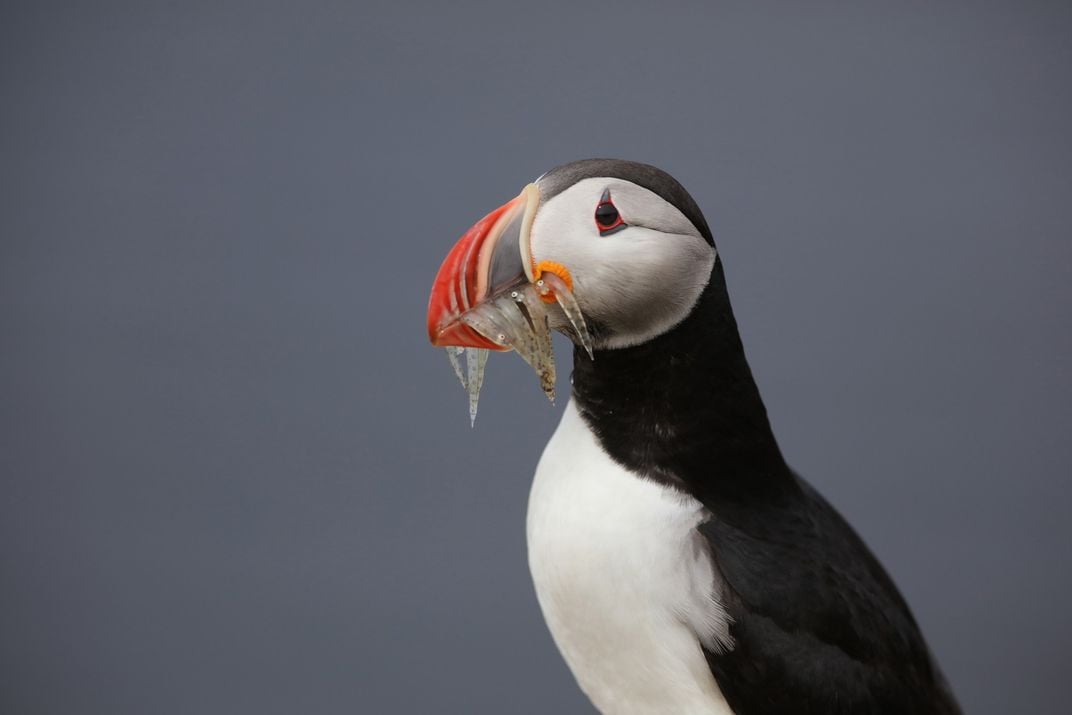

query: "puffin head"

left=428, top=159, right=717, bottom=353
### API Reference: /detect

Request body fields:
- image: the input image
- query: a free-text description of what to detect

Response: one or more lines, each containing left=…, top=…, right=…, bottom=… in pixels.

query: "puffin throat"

left=570, top=259, right=794, bottom=502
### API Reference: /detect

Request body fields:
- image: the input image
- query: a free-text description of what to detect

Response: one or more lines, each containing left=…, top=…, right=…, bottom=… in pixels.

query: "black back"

left=571, top=259, right=961, bottom=714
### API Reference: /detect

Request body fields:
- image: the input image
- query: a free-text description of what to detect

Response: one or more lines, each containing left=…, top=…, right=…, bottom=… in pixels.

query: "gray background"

left=2, top=2, right=1070, bottom=713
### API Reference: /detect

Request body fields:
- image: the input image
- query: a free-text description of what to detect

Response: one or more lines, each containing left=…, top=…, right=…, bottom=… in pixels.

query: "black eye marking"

left=595, top=188, right=626, bottom=236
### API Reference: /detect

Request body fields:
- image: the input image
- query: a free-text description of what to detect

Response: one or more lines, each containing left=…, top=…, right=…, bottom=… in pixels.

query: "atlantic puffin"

left=426, top=159, right=961, bottom=715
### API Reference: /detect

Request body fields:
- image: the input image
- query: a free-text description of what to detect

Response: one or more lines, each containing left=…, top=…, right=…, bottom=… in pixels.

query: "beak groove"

left=426, top=183, right=594, bottom=424
left=427, top=184, right=539, bottom=348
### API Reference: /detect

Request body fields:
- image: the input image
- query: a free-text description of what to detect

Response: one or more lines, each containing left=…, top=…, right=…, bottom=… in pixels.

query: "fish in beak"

left=426, top=183, right=592, bottom=424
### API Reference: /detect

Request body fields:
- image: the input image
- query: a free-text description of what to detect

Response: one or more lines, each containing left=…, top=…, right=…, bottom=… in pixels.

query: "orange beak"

left=426, top=184, right=539, bottom=349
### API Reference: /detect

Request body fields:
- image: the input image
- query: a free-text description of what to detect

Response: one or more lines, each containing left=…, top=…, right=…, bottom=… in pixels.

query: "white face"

left=531, top=177, right=716, bottom=349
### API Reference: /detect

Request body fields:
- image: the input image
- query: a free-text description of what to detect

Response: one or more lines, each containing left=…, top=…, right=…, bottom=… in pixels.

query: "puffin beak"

left=427, top=181, right=594, bottom=422
left=427, top=183, right=540, bottom=349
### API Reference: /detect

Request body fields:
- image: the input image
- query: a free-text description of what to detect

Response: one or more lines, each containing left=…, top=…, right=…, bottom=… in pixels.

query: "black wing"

left=699, top=477, right=960, bottom=715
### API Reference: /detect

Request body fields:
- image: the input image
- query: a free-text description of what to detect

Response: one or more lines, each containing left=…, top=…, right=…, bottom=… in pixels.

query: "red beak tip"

left=428, top=319, right=505, bottom=351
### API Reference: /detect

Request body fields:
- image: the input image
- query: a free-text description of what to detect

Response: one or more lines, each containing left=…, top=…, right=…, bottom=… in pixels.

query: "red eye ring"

left=594, top=191, right=626, bottom=236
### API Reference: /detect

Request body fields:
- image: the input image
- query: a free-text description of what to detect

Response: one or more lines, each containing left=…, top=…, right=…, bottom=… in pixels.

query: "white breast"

left=526, top=401, right=735, bottom=715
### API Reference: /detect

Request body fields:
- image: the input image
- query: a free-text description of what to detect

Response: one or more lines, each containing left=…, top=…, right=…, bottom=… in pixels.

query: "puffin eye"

left=594, top=190, right=626, bottom=236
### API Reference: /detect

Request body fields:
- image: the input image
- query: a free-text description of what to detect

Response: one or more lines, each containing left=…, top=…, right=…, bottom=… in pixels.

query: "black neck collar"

left=570, top=258, right=796, bottom=504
